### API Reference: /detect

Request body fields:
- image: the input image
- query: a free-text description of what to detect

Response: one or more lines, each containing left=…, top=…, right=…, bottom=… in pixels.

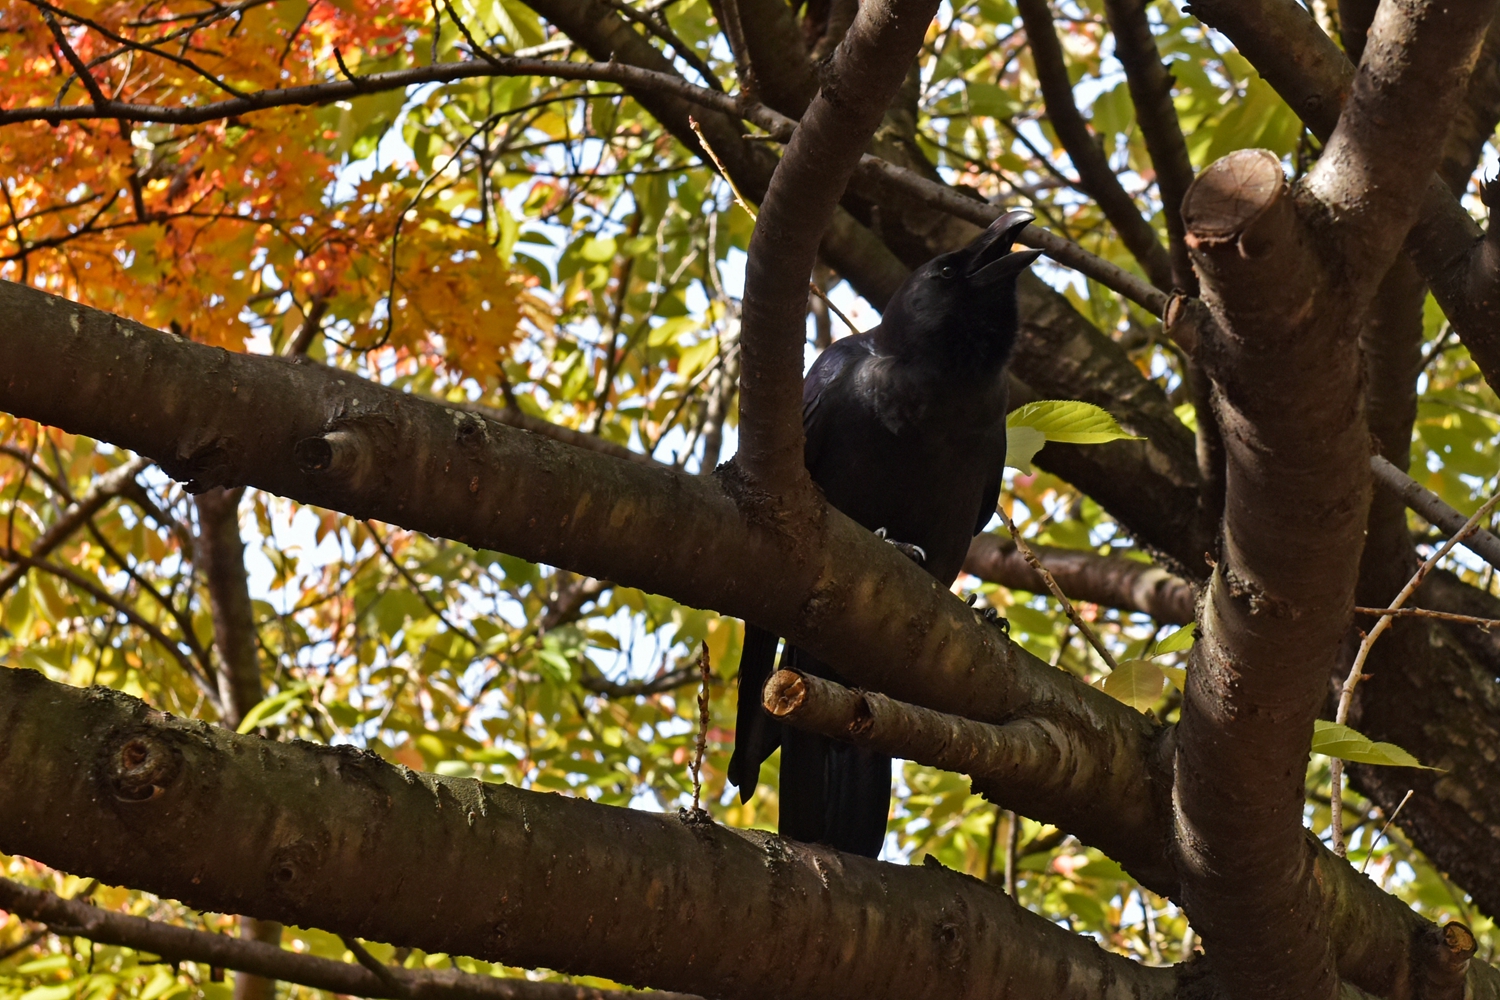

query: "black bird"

left=726, top=209, right=1043, bottom=857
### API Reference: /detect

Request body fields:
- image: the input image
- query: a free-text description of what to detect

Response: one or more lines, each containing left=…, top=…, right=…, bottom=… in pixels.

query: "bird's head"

left=875, top=209, right=1043, bottom=369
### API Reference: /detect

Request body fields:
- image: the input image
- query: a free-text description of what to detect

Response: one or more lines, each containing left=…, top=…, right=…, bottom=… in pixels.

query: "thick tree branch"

left=0, top=668, right=1459, bottom=1000
left=1015, top=0, right=1175, bottom=290
left=1183, top=1, right=1500, bottom=915
left=0, top=280, right=1147, bottom=819
left=761, top=667, right=1171, bottom=886
left=1187, top=0, right=1500, bottom=395
left=1178, top=150, right=1359, bottom=1000
left=1301, top=0, right=1495, bottom=288
left=0, top=879, right=697, bottom=1000
left=0, top=669, right=1191, bottom=1000
left=735, top=0, right=939, bottom=491
left=961, top=534, right=1195, bottom=624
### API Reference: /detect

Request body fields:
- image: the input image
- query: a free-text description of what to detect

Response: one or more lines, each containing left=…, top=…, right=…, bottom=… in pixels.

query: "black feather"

left=728, top=210, right=1040, bottom=857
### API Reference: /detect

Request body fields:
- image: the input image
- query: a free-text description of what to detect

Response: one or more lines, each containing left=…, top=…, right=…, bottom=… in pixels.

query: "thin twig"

left=999, top=510, right=1119, bottom=672
left=690, top=641, right=711, bottom=815
left=4, top=48, right=1168, bottom=317
left=0, top=877, right=687, bottom=1000
left=686, top=115, right=757, bottom=216
left=1330, top=489, right=1500, bottom=855
left=1004, top=809, right=1019, bottom=897
left=1360, top=789, right=1414, bottom=874
left=1352, top=606, right=1500, bottom=631
left=687, top=116, right=860, bottom=335
left=341, top=936, right=408, bottom=997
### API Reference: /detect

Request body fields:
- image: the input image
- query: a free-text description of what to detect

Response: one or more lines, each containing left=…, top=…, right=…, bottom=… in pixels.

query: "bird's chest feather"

left=806, top=357, right=1008, bottom=582
left=853, top=357, right=1008, bottom=439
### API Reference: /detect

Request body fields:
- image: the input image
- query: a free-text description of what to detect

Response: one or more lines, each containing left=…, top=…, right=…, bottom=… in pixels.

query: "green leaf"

left=1311, top=721, right=1438, bottom=769
left=1004, top=425, right=1047, bottom=474
left=237, top=683, right=310, bottom=733
left=536, top=635, right=574, bottom=684
left=1061, top=891, right=1109, bottom=930
left=1174, top=401, right=1198, bottom=433
left=16, top=955, right=72, bottom=975
left=1007, top=400, right=1144, bottom=445
left=965, top=82, right=1019, bottom=120
left=1152, top=622, right=1197, bottom=656
left=1101, top=659, right=1165, bottom=712
left=579, top=236, right=618, bottom=263
left=1160, top=664, right=1187, bottom=691
left=21, top=985, right=76, bottom=1000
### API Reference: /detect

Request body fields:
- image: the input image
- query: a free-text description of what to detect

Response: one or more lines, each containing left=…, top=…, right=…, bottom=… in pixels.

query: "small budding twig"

left=999, top=509, right=1119, bottom=672
left=689, top=641, right=711, bottom=817
left=686, top=116, right=861, bottom=336
left=1330, top=489, right=1500, bottom=856
left=1361, top=789, right=1414, bottom=875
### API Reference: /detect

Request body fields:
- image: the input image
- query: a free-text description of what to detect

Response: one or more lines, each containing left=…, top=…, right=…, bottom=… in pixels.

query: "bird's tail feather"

left=727, top=623, right=783, bottom=801
left=776, top=645, right=892, bottom=858
left=779, top=725, right=892, bottom=858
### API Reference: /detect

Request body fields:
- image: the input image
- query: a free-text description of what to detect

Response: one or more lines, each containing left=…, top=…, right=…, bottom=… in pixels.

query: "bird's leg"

left=873, top=527, right=927, bottom=565
left=966, top=593, right=1010, bottom=634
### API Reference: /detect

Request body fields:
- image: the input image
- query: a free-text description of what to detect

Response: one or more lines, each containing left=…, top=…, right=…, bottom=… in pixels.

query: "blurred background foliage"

left=2, top=0, right=1497, bottom=994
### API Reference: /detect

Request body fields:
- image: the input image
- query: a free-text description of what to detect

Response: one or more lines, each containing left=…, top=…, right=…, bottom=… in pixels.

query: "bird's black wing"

left=976, top=382, right=1009, bottom=534
left=727, top=337, right=871, bottom=803
left=802, top=333, right=876, bottom=476
left=726, top=623, right=782, bottom=801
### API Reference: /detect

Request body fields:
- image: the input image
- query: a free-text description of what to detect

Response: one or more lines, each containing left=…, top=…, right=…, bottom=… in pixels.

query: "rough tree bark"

left=3, top=280, right=1498, bottom=1000
left=0, top=669, right=1197, bottom=1000
left=1169, top=5, right=1494, bottom=996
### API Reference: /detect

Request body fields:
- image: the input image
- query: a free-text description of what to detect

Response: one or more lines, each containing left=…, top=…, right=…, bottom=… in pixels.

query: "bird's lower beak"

left=968, top=210, right=1044, bottom=285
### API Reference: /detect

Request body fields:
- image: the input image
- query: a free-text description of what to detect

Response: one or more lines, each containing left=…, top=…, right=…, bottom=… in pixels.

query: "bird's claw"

left=966, top=593, right=1010, bottom=633
left=874, top=527, right=926, bottom=564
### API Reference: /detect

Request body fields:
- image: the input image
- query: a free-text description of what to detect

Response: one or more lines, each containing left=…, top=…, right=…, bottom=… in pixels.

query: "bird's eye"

left=938, top=265, right=956, bottom=279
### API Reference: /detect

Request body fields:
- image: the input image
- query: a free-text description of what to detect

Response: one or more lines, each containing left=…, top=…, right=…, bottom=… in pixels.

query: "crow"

left=726, top=209, right=1042, bottom=857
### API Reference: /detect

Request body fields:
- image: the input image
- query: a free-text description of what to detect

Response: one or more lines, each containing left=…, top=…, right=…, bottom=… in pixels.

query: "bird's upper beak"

left=967, top=210, right=1044, bottom=286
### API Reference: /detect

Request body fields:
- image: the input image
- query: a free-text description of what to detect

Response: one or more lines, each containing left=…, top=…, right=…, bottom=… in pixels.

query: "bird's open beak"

left=967, top=210, right=1044, bottom=285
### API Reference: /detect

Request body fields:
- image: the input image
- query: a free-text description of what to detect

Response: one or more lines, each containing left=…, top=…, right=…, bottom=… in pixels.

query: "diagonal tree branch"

left=0, top=279, right=1139, bottom=796
left=1014, top=0, right=1175, bottom=290
left=1101, top=0, right=1197, bottom=294
left=961, top=533, right=1196, bottom=624
left=1301, top=0, right=1495, bottom=290
left=760, top=667, right=1172, bottom=883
